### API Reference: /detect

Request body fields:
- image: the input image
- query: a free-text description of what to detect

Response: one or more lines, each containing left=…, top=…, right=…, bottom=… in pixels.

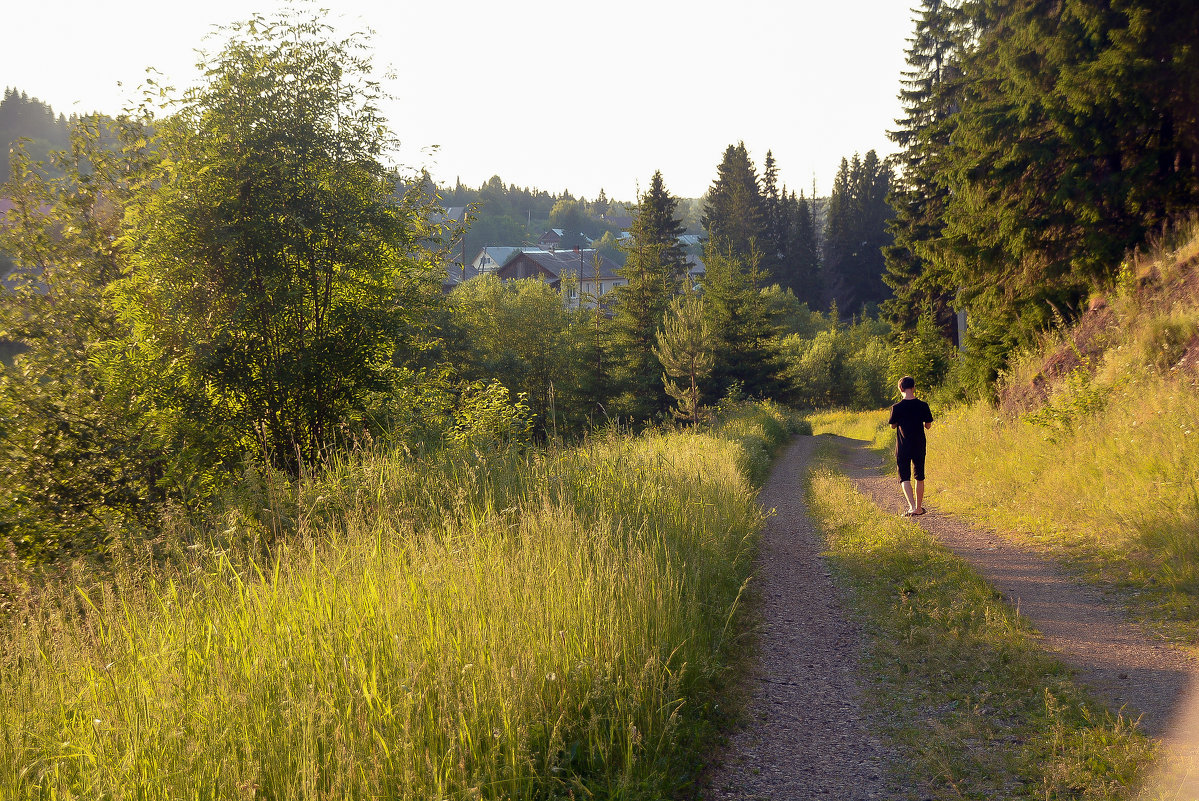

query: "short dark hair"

left=898, top=375, right=916, bottom=391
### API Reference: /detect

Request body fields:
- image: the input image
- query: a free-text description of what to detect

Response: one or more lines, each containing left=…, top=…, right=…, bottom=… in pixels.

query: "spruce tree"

left=882, top=0, right=969, bottom=340
left=701, top=243, right=782, bottom=400
left=783, top=189, right=821, bottom=308
left=923, top=0, right=1199, bottom=382
left=702, top=142, right=764, bottom=258
left=823, top=152, right=893, bottom=317
left=760, top=150, right=787, bottom=284
left=609, top=171, right=688, bottom=421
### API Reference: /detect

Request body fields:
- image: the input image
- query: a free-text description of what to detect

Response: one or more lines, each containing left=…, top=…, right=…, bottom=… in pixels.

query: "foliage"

left=113, top=10, right=446, bottom=473
left=700, top=244, right=783, bottom=401
left=779, top=317, right=891, bottom=409
left=882, top=0, right=969, bottom=340
left=885, top=0, right=1199, bottom=382
left=1022, top=365, right=1110, bottom=441
left=653, top=291, right=714, bottom=424
left=447, top=379, right=534, bottom=452
left=0, top=117, right=168, bottom=559
left=761, top=284, right=823, bottom=339
left=822, top=150, right=893, bottom=317
left=446, top=274, right=581, bottom=435
left=0, top=88, right=70, bottom=185
left=887, top=309, right=954, bottom=391
left=702, top=142, right=762, bottom=259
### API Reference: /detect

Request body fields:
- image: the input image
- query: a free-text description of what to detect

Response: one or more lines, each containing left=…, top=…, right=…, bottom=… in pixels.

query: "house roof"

left=498, top=248, right=622, bottom=282
left=442, top=260, right=479, bottom=288
left=472, top=246, right=526, bottom=267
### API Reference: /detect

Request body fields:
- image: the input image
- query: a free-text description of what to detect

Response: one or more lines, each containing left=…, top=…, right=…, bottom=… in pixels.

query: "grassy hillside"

left=815, top=225, right=1199, bottom=641
left=0, top=402, right=801, bottom=799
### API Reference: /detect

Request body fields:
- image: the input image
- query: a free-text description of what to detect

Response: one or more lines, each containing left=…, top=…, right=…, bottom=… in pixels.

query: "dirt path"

left=830, top=432, right=1199, bottom=794
left=831, top=433, right=1199, bottom=738
left=704, top=436, right=897, bottom=800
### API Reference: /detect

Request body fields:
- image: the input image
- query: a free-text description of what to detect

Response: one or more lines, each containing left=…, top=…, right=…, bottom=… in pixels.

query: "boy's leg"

left=901, top=480, right=917, bottom=513
left=913, top=450, right=927, bottom=513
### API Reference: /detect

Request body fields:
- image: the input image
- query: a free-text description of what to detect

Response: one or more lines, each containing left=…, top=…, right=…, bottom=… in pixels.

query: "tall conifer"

left=609, top=171, right=688, bottom=421
left=702, top=142, right=764, bottom=258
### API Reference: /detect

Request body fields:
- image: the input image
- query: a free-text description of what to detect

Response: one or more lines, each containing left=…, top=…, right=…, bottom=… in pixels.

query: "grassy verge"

left=930, top=376, right=1199, bottom=641
left=0, top=402, right=802, bottom=799
left=810, top=373, right=1199, bottom=644
left=806, top=447, right=1155, bottom=799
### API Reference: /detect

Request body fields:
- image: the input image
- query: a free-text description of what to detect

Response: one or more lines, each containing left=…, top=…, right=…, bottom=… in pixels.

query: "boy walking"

left=888, top=376, right=933, bottom=516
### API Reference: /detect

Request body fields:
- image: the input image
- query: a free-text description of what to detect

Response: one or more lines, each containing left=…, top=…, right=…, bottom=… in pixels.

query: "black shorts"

left=897, top=447, right=926, bottom=483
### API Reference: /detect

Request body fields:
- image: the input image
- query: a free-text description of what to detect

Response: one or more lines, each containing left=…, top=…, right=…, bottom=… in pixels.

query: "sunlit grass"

left=806, top=407, right=890, bottom=449
left=931, top=372, right=1199, bottom=636
left=807, top=454, right=1155, bottom=798
left=0, top=404, right=801, bottom=798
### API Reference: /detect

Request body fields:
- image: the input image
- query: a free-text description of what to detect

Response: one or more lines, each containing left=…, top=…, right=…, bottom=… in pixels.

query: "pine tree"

left=653, top=291, right=713, bottom=425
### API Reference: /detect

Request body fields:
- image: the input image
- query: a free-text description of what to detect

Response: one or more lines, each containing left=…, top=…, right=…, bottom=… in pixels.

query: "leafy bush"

left=448, top=380, right=534, bottom=453
left=779, top=318, right=891, bottom=409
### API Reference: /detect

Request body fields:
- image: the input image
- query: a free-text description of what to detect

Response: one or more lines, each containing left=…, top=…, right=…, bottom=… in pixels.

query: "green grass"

left=806, top=407, right=891, bottom=448
left=0, top=402, right=802, bottom=799
left=806, top=451, right=1155, bottom=799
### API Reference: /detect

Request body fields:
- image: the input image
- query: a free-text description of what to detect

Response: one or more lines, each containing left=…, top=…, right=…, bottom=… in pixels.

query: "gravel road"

left=703, top=436, right=897, bottom=800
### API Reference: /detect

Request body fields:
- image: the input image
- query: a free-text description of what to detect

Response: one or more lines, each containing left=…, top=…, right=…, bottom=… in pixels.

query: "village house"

left=537, top=229, right=564, bottom=251
left=470, top=246, right=527, bottom=275
left=496, top=248, right=625, bottom=309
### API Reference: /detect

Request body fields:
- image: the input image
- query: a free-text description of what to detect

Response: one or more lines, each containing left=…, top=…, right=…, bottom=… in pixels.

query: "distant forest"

left=0, top=84, right=897, bottom=319
left=0, top=88, right=70, bottom=184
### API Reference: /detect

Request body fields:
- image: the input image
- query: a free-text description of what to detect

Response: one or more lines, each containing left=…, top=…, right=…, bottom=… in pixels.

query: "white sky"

left=2, top=0, right=914, bottom=201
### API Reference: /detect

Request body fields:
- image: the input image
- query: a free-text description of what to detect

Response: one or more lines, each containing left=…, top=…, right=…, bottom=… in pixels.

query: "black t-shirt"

left=888, top=397, right=933, bottom=454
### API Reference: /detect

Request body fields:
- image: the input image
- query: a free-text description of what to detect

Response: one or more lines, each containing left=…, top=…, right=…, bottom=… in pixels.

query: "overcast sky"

left=2, top=0, right=914, bottom=201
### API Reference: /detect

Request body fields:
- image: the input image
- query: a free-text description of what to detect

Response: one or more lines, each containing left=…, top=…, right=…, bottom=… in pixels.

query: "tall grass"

left=0, top=403, right=801, bottom=798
